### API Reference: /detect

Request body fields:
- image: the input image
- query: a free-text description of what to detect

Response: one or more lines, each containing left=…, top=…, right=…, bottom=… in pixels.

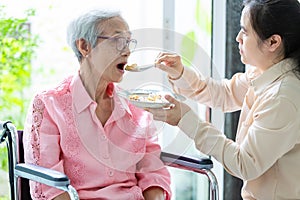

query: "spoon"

left=125, top=63, right=155, bottom=72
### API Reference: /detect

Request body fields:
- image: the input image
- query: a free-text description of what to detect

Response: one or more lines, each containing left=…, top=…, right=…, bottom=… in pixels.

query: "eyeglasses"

left=97, top=36, right=137, bottom=52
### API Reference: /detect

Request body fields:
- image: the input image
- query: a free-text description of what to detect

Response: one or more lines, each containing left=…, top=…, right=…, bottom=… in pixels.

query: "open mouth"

left=117, top=63, right=126, bottom=70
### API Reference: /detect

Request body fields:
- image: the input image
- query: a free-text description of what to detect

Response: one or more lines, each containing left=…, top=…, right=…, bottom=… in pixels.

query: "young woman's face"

left=236, top=7, right=268, bottom=70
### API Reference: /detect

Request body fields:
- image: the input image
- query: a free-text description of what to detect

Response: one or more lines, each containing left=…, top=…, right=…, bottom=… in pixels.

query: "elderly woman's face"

left=88, top=16, right=131, bottom=83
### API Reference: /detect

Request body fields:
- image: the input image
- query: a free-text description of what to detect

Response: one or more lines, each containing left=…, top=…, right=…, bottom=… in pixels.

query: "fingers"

left=154, top=52, right=184, bottom=78
left=155, top=52, right=179, bottom=66
left=163, top=95, right=180, bottom=110
left=147, top=108, right=168, bottom=121
left=164, top=95, right=177, bottom=103
left=146, top=107, right=175, bottom=125
left=145, top=95, right=190, bottom=126
left=146, top=95, right=181, bottom=126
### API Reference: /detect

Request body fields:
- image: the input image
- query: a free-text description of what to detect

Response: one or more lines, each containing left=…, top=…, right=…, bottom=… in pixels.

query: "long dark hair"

left=243, top=0, right=300, bottom=74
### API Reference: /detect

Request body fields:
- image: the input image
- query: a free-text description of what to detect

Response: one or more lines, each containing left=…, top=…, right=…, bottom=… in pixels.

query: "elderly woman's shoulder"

left=38, top=75, right=73, bottom=98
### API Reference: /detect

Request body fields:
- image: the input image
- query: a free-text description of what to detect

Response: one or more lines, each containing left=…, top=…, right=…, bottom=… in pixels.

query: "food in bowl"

left=128, top=93, right=168, bottom=103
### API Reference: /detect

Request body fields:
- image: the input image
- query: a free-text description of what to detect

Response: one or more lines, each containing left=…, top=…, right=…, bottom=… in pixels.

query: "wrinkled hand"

left=155, top=52, right=184, bottom=79
left=143, top=187, right=165, bottom=200
left=53, top=192, right=71, bottom=200
left=146, top=95, right=191, bottom=126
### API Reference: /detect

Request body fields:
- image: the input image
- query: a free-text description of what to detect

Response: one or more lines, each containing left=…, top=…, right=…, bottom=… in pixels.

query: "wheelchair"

left=1, top=120, right=219, bottom=200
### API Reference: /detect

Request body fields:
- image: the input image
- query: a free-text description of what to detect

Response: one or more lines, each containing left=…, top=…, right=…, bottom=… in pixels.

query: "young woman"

left=148, top=0, right=300, bottom=199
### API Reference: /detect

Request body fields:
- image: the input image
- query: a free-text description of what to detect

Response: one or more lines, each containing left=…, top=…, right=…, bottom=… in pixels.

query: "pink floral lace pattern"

left=57, top=92, right=84, bottom=186
left=31, top=98, right=44, bottom=164
left=30, top=96, right=47, bottom=199
left=28, top=76, right=84, bottom=198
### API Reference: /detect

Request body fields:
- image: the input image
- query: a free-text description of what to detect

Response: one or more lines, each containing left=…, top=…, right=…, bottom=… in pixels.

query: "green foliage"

left=0, top=6, right=39, bottom=182
left=0, top=6, right=39, bottom=128
left=0, top=145, right=8, bottom=172
left=0, top=197, right=9, bottom=200
left=195, top=0, right=212, bottom=35
left=180, top=0, right=212, bottom=66
left=181, top=31, right=198, bottom=67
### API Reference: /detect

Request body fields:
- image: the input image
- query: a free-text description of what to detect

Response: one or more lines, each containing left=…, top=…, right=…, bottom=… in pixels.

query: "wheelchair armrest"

left=15, top=163, right=70, bottom=188
left=161, top=151, right=219, bottom=200
left=15, top=164, right=79, bottom=200
left=160, top=151, right=213, bottom=171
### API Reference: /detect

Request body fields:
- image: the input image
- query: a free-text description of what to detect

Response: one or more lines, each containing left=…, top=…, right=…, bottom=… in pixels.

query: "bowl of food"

left=117, top=89, right=185, bottom=109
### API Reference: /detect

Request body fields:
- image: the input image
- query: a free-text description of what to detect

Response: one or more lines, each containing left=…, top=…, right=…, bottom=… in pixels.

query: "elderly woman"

left=23, top=10, right=171, bottom=200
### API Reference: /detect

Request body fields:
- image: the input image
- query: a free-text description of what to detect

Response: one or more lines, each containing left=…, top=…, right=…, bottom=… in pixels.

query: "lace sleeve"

left=23, top=94, right=63, bottom=199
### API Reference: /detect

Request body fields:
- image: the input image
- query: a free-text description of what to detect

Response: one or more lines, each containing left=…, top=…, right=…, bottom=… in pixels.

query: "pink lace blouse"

left=23, top=74, right=171, bottom=200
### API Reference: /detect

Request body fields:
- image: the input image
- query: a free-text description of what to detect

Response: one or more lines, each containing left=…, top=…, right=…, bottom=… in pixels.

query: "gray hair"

left=66, top=9, right=121, bottom=61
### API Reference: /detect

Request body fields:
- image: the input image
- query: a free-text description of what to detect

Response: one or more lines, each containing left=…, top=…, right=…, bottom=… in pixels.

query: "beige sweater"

left=171, top=59, right=300, bottom=200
